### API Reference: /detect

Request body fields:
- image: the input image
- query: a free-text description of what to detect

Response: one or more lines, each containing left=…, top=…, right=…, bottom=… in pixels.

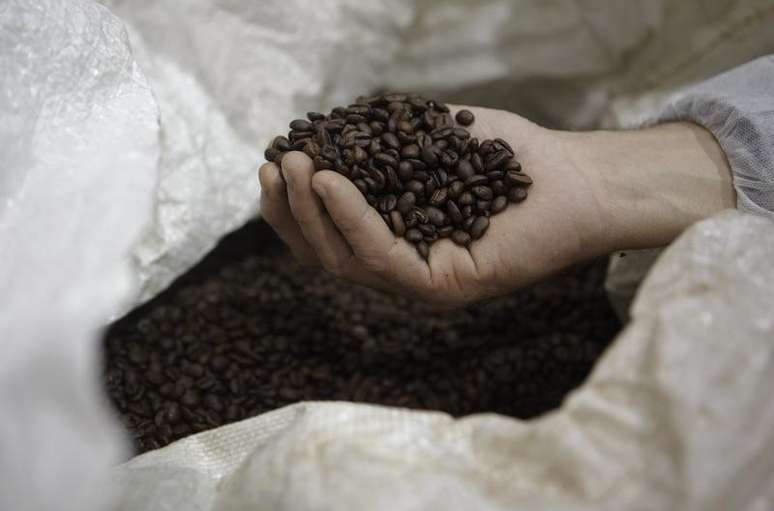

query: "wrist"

left=562, top=122, right=735, bottom=252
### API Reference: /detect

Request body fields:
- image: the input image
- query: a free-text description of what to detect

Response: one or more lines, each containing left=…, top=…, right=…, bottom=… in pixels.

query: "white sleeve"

left=654, top=55, right=774, bottom=220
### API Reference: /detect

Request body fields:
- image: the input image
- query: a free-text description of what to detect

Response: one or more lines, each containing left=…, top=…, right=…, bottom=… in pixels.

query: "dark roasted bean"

left=455, top=109, right=475, bottom=126
left=451, top=230, right=471, bottom=246
left=469, top=216, right=490, bottom=239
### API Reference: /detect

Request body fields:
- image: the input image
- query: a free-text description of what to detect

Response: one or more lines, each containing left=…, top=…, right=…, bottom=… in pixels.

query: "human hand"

left=258, top=106, right=734, bottom=308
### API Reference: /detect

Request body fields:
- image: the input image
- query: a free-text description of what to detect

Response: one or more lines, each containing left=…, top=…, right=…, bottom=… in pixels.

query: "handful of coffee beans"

left=265, top=93, right=532, bottom=259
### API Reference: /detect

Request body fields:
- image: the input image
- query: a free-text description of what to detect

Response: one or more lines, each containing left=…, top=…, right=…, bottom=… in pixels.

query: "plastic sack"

left=111, top=211, right=774, bottom=511
left=0, top=0, right=158, bottom=509
left=99, top=0, right=416, bottom=305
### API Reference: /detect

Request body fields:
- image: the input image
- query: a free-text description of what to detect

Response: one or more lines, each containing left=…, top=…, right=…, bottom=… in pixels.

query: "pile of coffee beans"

left=264, top=94, right=532, bottom=258
left=103, top=220, right=619, bottom=454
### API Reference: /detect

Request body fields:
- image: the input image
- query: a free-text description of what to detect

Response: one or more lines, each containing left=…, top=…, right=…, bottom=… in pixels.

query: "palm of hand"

left=259, top=106, right=605, bottom=308
left=429, top=107, right=605, bottom=305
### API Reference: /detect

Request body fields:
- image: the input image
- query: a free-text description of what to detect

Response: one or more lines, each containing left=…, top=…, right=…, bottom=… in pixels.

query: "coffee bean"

left=456, top=159, right=475, bottom=180
left=485, top=150, right=511, bottom=171
left=455, top=109, right=475, bottom=126
left=271, top=136, right=291, bottom=152
left=390, top=210, right=406, bottom=237
left=429, top=188, right=447, bottom=206
left=469, top=216, right=490, bottom=240
left=401, top=144, right=420, bottom=159
left=448, top=181, right=465, bottom=199
left=381, top=132, right=401, bottom=150
left=494, top=138, right=515, bottom=155
left=458, top=192, right=474, bottom=206
left=165, top=403, right=181, bottom=425
left=425, top=206, right=446, bottom=226
left=405, top=228, right=423, bottom=243
left=438, top=225, right=454, bottom=237
left=420, top=147, right=438, bottom=166
left=472, top=186, right=493, bottom=201
left=505, top=171, right=533, bottom=187
left=508, top=187, right=528, bottom=203
left=396, top=191, right=416, bottom=214
left=446, top=201, right=463, bottom=224
left=397, top=160, right=414, bottom=181
left=289, top=119, right=313, bottom=132
left=181, top=388, right=200, bottom=407
left=307, top=112, right=326, bottom=122
left=379, top=194, right=397, bottom=213
left=491, top=196, right=508, bottom=214
left=491, top=180, right=507, bottom=196
left=451, top=230, right=471, bottom=246
left=464, top=175, right=488, bottom=188
left=406, top=180, right=424, bottom=196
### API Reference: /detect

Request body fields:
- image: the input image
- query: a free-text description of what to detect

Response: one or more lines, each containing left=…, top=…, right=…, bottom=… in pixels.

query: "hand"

left=258, top=106, right=734, bottom=308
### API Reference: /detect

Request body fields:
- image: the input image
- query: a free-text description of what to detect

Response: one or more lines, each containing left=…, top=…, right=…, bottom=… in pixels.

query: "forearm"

left=565, top=122, right=736, bottom=251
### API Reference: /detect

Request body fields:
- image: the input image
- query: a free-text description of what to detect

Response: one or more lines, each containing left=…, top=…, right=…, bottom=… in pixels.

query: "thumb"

left=312, top=171, right=426, bottom=282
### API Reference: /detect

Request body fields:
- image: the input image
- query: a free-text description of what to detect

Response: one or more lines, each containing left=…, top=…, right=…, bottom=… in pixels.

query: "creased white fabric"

left=655, top=55, right=774, bottom=220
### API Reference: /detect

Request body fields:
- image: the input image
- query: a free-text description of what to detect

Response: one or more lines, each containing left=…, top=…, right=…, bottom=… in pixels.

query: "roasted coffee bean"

left=491, top=180, right=507, bottom=196
left=505, top=171, right=533, bottom=187
left=438, top=225, right=454, bottom=237
left=272, top=135, right=291, bottom=152
left=451, top=230, right=471, bottom=246
left=455, top=109, right=475, bottom=126
left=485, top=150, right=511, bottom=171
left=472, top=186, right=493, bottom=201
left=390, top=210, right=406, bottom=237
left=397, top=160, right=414, bottom=181
left=464, top=175, right=488, bottom=189
left=405, top=228, right=423, bottom=243
left=397, top=191, right=416, bottom=214
left=401, top=144, right=420, bottom=159
left=458, top=192, right=474, bottom=206
left=378, top=194, right=397, bottom=213
left=494, top=137, right=515, bottom=155
left=429, top=188, right=448, bottom=206
left=420, top=147, right=438, bottom=166
left=289, top=119, right=313, bottom=132
left=491, top=195, right=508, bottom=214
left=508, top=187, right=528, bottom=203
left=505, top=159, right=522, bottom=172
left=476, top=200, right=492, bottom=213
left=406, top=180, right=424, bottom=196
left=456, top=159, right=475, bottom=180
left=307, top=112, right=326, bottom=122
left=418, top=223, right=436, bottom=236
left=381, top=132, right=401, bottom=150
left=425, top=206, right=446, bottom=226
left=462, top=215, right=476, bottom=231
left=448, top=181, right=465, bottom=199
left=303, top=142, right=321, bottom=159
left=446, top=201, right=463, bottom=224
left=470, top=217, right=490, bottom=240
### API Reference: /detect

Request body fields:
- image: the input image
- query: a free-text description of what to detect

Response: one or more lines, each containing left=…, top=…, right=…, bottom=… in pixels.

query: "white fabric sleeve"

left=655, top=55, right=774, bottom=220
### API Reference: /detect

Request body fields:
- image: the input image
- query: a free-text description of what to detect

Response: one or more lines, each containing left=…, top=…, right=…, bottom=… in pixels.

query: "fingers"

left=258, top=162, right=318, bottom=266
left=312, top=170, right=430, bottom=290
left=280, top=152, right=356, bottom=276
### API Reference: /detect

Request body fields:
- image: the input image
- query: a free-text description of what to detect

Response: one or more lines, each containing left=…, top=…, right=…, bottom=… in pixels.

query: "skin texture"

left=259, top=106, right=735, bottom=308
